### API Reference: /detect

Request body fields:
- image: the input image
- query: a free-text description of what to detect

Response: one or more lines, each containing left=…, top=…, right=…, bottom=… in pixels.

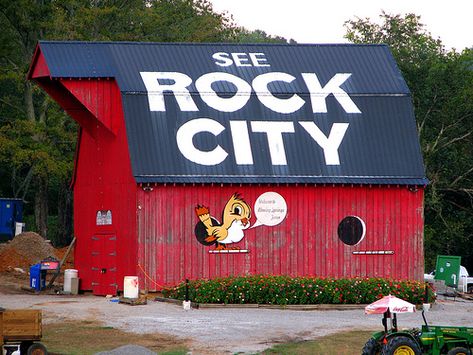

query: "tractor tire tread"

left=447, top=347, right=471, bottom=355
left=362, top=337, right=381, bottom=355
left=381, top=335, right=421, bottom=355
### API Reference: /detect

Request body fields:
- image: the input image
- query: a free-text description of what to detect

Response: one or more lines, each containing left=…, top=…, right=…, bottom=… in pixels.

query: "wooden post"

left=47, top=237, right=76, bottom=288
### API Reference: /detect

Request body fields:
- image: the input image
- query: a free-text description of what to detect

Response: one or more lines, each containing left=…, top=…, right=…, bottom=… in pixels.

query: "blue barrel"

left=30, top=263, right=45, bottom=291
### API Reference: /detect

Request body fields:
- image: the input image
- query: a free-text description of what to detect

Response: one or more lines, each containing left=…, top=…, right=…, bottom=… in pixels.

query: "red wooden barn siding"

left=137, top=184, right=424, bottom=291
left=32, top=73, right=138, bottom=292
left=67, top=79, right=138, bottom=292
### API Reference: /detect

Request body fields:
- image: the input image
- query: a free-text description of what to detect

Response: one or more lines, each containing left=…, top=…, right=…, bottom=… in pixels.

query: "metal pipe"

left=185, top=279, right=189, bottom=302
left=422, top=310, right=430, bottom=331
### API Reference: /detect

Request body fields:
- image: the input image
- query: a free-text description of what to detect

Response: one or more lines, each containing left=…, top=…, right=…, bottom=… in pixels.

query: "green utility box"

left=435, top=255, right=461, bottom=287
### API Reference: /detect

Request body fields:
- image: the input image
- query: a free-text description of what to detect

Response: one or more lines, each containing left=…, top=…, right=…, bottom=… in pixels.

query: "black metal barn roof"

left=33, top=41, right=427, bottom=185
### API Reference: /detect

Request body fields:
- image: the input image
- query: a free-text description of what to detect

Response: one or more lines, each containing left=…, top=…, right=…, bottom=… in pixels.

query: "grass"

left=41, top=320, right=189, bottom=355
left=262, top=330, right=374, bottom=355
left=41, top=320, right=374, bottom=354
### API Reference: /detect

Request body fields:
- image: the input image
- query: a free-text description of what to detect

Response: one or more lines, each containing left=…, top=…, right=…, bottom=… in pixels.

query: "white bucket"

left=64, top=269, right=78, bottom=293
left=123, top=276, right=139, bottom=298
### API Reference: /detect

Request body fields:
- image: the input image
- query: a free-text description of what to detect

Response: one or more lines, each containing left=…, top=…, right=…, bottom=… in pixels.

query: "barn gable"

left=30, top=41, right=427, bottom=185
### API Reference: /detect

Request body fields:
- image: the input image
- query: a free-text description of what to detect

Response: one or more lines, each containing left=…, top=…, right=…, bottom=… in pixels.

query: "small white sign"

left=96, top=210, right=112, bottom=225
left=250, top=192, right=287, bottom=228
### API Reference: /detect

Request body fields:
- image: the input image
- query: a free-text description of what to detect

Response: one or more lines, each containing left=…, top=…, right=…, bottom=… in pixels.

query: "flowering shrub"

left=162, top=275, right=435, bottom=305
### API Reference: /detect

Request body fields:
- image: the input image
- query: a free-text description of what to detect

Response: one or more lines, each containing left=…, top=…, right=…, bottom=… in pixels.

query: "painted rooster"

left=194, top=194, right=251, bottom=250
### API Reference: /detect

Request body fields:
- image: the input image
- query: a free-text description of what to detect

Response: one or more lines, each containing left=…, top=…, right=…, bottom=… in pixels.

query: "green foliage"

left=234, top=28, right=293, bottom=44
left=345, top=12, right=473, bottom=272
left=0, top=0, right=253, bottom=243
left=143, top=0, right=239, bottom=42
left=163, top=275, right=435, bottom=305
left=49, top=0, right=239, bottom=42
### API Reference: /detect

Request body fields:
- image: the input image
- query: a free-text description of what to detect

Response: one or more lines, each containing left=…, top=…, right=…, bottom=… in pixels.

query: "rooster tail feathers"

left=195, top=205, right=209, bottom=217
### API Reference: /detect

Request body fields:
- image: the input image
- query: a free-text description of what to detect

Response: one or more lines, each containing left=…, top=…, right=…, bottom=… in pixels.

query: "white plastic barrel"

left=64, top=269, right=78, bottom=293
left=123, top=276, right=139, bottom=298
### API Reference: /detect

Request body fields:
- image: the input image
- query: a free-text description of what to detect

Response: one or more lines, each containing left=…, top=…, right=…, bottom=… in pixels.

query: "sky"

left=210, top=0, right=472, bottom=51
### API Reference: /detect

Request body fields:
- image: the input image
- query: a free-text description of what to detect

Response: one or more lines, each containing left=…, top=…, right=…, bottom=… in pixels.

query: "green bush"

left=162, top=275, right=435, bottom=305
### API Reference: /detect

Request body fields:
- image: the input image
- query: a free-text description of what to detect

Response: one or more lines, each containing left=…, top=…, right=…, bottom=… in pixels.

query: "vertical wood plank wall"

left=137, top=184, right=424, bottom=290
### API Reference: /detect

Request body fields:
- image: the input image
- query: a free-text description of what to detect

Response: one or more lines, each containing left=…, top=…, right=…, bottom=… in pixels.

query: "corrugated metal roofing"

left=35, top=41, right=427, bottom=185
left=38, top=41, right=410, bottom=94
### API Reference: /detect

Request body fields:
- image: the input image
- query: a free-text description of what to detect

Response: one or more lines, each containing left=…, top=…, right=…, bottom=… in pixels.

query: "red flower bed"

left=162, top=275, right=435, bottom=305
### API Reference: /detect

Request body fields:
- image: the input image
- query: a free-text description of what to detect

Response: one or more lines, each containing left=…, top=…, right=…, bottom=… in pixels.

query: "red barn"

left=29, top=42, right=427, bottom=295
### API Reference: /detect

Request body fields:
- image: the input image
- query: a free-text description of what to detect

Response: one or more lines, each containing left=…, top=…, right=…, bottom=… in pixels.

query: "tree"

left=0, top=0, right=67, bottom=239
left=49, top=0, right=238, bottom=42
left=345, top=12, right=473, bottom=271
left=234, top=28, right=294, bottom=44
left=0, top=0, right=242, bottom=245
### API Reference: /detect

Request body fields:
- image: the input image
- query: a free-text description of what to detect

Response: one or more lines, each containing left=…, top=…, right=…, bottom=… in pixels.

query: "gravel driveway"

left=0, top=291, right=472, bottom=354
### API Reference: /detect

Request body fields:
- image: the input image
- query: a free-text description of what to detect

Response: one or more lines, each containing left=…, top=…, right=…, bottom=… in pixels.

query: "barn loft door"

left=91, top=234, right=117, bottom=295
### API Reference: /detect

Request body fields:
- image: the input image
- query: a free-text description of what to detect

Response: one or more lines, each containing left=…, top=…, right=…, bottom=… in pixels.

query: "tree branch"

left=450, top=166, right=473, bottom=187
left=418, top=94, right=437, bottom=135
left=13, top=166, right=34, bottom=199
left=440, top=131, right=471, bottom=149
left=3, top=56, right=20, bottom=70
left=39, top=97, right=50, bottom=123
left=0, top=97, right=25, bottom=114
left=0, top=8, right=27, bottom=51
left=447, top=200, right=473, bottom=215
left=429, top=124, right=444, bottom=153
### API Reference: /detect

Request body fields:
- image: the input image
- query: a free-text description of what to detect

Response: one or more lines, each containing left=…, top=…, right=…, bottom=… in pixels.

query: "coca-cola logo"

left=392, top=306, right=409, bottom=312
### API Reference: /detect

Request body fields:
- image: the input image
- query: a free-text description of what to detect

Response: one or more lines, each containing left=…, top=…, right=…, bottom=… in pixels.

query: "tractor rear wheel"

left=447, top=347, right=471, bottom=355
left=362, top=338, right=381, bottom=355
left=381, top=336, right=421, bottom=355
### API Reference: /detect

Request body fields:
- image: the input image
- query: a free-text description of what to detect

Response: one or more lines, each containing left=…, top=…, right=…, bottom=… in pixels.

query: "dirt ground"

left=0, top=232, right=74, bottom=274
left=0, top=271, right=473, bottom=354
left=0, top=234, right=472, bottom=354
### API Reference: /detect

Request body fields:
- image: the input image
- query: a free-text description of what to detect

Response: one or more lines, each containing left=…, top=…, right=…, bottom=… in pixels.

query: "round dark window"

left=337, top=216, right=366, bottom=246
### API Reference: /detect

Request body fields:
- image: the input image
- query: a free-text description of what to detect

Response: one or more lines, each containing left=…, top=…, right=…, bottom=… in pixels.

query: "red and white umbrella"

left=365, top=295, right=416, bottom=314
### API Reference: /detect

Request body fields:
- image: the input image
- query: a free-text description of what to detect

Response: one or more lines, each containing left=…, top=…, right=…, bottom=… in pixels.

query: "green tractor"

left=362, top=295, right=473, bottom=355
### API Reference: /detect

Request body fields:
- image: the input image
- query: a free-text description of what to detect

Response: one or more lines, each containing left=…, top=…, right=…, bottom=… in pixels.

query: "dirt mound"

left=0, top=248, right=30, bottom=272
left=10, top=232, right=56, bottom=260
left=0, top=232, right=58, bottom=272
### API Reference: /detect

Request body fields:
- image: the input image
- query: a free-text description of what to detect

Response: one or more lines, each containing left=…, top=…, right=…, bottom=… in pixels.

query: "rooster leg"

left=215, top=244, right=227, bottom=250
